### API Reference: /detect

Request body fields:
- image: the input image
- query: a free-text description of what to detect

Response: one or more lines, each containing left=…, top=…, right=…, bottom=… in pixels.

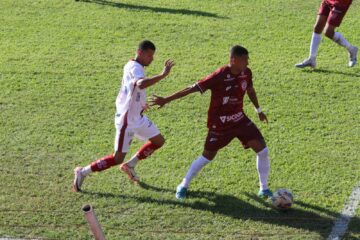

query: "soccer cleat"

left=73, top=167, right=85, bottom=192
left=175, top=184, right=188, bottom=200
left=120, top=163, right=140, bottom=183
left=348, top=46, right=358, bottom=67
left=258, top=189, right=273, bottom=199
left=295, top=58, right=316, bottom=68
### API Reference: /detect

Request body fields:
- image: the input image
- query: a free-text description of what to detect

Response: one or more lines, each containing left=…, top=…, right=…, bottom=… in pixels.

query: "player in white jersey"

left=72, top=40, right=174, bottom=192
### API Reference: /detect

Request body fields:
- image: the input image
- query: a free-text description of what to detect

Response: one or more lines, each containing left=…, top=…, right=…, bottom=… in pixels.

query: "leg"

left=176, top=129, right=232, bottom=200
left=175, top=150, right=216, bottom=200
left=120, top=134, right=164, bottom=183
left=325, top=4, right=357, bottom=66
left=72, top=151, right=126, bottom=192
left=247, top=139, right=272, bottom=198
left=325, top=23, right=358, bottom=67
left=120, top=117, right=163, bottom=182
left=181, top=149, right=217, bottom=188
left=72, top=123, right=133, bottom=192
left=295, top=5, right=328, bottom=68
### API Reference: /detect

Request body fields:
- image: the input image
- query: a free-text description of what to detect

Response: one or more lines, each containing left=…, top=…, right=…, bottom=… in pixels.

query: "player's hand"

left=258, top=112, right=268, bottom=123
left=161, top=59, right=175, bottom=78
left=149, top=94, right=168, bottom=108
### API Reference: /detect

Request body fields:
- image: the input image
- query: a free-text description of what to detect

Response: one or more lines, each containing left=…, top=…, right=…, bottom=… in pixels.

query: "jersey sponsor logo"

left=222, top=96, right=230, bottom=105
left=241, top=80, right=247, bottom=91
left=229, top=97, right=240, bottom=104
left=219, top=111, right=244, bottom=123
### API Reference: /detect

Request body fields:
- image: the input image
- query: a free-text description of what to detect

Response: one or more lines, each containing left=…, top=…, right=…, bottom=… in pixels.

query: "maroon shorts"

left=318, top=1, right=350, bottom=27
left=204, top=115, right=264, bottom=151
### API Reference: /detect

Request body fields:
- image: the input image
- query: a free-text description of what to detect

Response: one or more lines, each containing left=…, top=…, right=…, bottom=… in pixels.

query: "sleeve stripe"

left=195, top=83, right=204, bottom=94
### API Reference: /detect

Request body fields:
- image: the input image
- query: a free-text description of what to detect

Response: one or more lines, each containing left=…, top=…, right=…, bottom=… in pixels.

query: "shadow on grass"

left=83, top=182, right=360, bottom=238
left=77, top=0, right=226, bottom=19
left=302, top=68, right=360, bottom=78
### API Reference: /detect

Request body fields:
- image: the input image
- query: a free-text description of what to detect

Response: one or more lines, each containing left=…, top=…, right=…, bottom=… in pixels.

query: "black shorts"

left=204, top=115, right=264, bottom=151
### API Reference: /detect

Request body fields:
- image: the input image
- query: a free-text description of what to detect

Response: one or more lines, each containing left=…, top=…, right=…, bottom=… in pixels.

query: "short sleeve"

left=196, top=68, right=223, bottom=94
left=130, top=65, right=145, bottom=84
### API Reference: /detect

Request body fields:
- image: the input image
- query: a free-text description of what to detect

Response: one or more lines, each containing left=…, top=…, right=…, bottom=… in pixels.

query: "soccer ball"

left=271, top=188, right=293, bottom=210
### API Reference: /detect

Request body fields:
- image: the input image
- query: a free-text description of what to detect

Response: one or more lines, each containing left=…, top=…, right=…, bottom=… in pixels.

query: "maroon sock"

left=90, top=154, right=117, bottom=172
left=137, top=141, right=161, bottom=160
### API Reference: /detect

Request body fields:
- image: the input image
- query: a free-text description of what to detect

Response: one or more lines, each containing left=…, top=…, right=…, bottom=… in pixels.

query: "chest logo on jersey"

left=241, top=80, right=247, bottom=91
left=224, top=74, right=235, bottom=82
left=222, top=96, right=230, bottom=105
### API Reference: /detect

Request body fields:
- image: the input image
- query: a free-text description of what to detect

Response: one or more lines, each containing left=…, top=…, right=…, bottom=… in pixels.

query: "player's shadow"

left=84, top=182, right=360, bottom=238
left=77, top=0, right=226, bottom=19
left=303, top=68, right=360, bottom=78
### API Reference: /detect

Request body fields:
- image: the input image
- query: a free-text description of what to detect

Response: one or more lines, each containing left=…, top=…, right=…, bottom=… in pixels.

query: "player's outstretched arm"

left=247, top=86, right=268, bottom=123
left=150, top=84, right=199, bottom=108
left=137, top=59, right=175, bottom=89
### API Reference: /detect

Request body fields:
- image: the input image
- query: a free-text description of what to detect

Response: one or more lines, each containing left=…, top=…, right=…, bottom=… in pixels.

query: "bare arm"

left=247, top=86, right=268, bottom=123
left=137, top=60, right=175, bottom=89
left=150, top=84, right=200, bottom=108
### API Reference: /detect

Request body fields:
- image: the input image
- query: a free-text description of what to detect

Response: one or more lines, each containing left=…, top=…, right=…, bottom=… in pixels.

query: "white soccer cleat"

left=73, top=167, right=85, bottom=192
left=295, top=58, right=316, bottom=68
left=348, top=46, right=358, bottom=67
left=120, top=163, right=140, bottom=183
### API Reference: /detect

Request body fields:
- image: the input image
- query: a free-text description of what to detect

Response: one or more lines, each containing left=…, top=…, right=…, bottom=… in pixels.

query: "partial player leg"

left=120, top=134, right=164, bottom=183
left=295, top=15, right=327, bottom=68
left=73, top=152, right=126, bottom=192
left=175, top=150, right=215, bottom=200
left=247, top=139, right=272, bottom=198
left=73, top=121, right=132, bottom=192
left=325, top=24, right=358, bottom=67
left=324, top=4, right=357, bottom=67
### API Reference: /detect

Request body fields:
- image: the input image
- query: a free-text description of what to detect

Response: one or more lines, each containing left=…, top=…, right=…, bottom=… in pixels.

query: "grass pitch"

left=0, top=0, right=359, bottom=239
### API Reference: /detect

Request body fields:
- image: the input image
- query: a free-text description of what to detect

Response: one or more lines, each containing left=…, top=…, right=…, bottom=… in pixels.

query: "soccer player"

left=150, top=45, right=272, bottom=200
left=295, top=0, right=357, bottom=68
left=72, top=40, right=174, bottom=192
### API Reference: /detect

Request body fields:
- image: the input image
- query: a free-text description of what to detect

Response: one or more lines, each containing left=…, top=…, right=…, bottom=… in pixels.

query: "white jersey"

left=115, top=60, right=147, bottom=128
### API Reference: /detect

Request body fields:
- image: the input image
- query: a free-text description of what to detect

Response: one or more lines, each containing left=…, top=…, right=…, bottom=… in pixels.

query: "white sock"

left=309, top=32, right=322, bottom=59
left=333, top=32, right=352, bottom=50
left=180, top=155, right=210, bottom=188
left=125, top=154, right=139, bottom=168
left=81, top=165, right=92, bottom=176
left=256, top=147, right=270, bottom=191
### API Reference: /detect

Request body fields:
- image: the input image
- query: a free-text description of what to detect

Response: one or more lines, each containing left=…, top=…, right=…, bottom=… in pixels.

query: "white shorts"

left=114, top=115, right=160, bottom=153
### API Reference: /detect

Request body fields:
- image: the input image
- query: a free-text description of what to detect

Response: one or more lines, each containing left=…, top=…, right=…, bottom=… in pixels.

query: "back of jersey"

left=115, top=60, right=147, bottom=127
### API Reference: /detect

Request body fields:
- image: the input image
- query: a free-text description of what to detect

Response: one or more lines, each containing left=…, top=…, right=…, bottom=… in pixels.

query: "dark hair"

left=230, top=45, right=248, bottom=57
left=138, top=40, right=156, bottom=51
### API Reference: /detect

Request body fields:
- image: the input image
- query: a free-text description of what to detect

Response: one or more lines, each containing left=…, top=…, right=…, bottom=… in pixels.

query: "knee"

left=324, top=27, right=334, bottom=39
left=202, top=150, right=216, bottom=161
left=313, top=24, right=323, bottom=34
left=158, top=138, right=165, bottom=147
left=313, top=21, right=325, bottom=34
left=156, top=136, right=165, bottom=148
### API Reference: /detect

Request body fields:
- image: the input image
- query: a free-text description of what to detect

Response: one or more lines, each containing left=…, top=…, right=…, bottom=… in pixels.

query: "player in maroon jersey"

left=150, top=45, right=272, bottom=200
left=295, top=0, right=357, bottom=68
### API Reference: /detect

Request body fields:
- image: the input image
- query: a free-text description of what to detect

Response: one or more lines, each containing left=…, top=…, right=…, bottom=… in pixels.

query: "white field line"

left=327, top=180, right=360, bottom=240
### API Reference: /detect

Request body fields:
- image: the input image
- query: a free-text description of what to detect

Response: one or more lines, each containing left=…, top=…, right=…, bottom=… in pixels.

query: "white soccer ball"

left=271, top=188, right=294, bottom=210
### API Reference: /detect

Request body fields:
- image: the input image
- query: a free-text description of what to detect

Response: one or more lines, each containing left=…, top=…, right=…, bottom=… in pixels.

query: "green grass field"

left=1, top=0, right=359, bottom=239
